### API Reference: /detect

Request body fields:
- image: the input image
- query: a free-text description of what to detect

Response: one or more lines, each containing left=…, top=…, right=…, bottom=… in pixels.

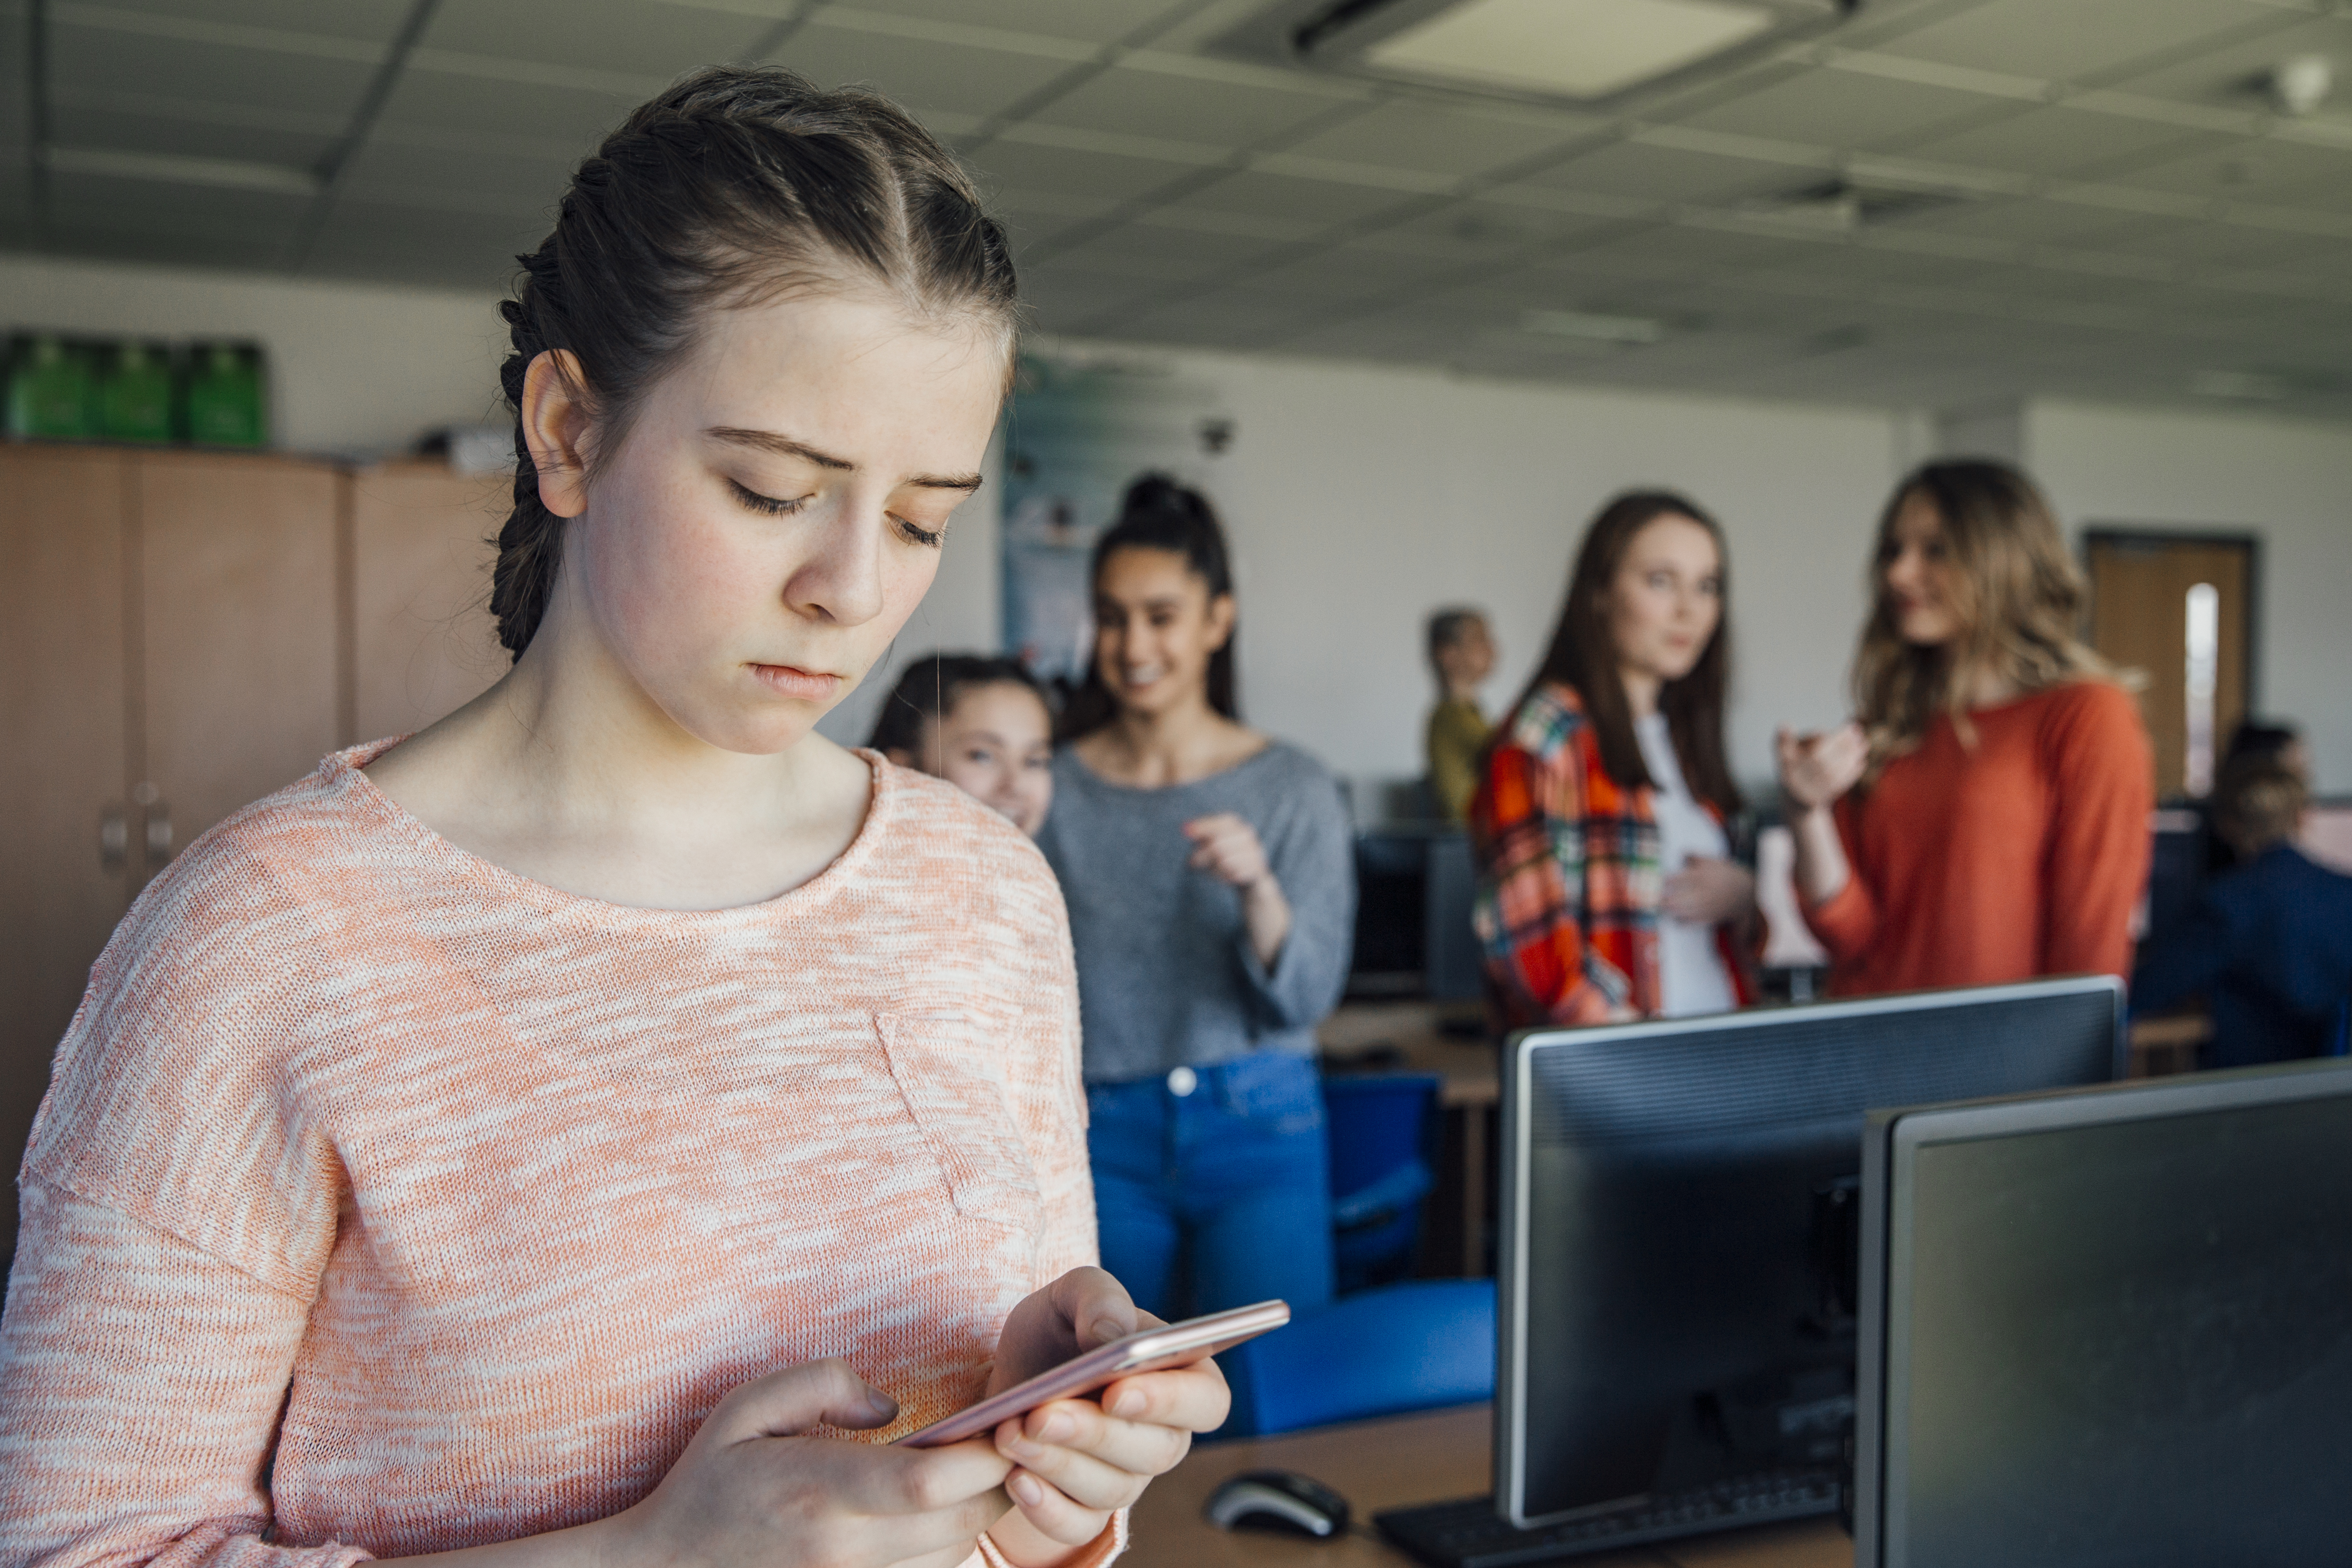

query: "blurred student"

left=1038, top=475, right=1353, bottom=1319
left=1778, top=459, right=2153, bottom=994
left=1424, top=607, right=1496, bottom=822
left=868, top=653, right=1054, bottom=836
left=2202, top=717, right=2309, bottom=875
left=2135, top=759, right=2352, bottom=1067
left=1470, top=491, right=1756, bottom=1026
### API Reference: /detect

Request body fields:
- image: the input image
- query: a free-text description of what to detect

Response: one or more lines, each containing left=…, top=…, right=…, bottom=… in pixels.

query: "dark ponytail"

left=490, top=65, right=1020, bottom=660
left=1056, top=474, right=1239, bottom=743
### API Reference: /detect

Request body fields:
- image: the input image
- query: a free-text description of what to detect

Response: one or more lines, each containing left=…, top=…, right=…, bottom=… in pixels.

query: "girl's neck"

left=1619, top=664, right=1663, bottom=721
left=1080, top=691, right=1259, bottom=789
left=1945, top=650, right=2020, bottom=710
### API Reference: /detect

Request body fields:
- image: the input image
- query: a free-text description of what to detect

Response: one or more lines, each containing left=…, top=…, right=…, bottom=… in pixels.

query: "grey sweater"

left=1038, top=741, right=1356, bottom=1085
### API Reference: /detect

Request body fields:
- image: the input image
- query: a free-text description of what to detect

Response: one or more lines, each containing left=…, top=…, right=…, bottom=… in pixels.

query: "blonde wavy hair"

left=1853, top=459, right=2130, bottom=773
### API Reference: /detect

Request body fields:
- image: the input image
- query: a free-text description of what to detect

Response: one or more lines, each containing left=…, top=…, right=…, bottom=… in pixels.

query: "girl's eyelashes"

left=894, top=515, right=945, bottom=549
left=728, top=477, right=809, bottom=516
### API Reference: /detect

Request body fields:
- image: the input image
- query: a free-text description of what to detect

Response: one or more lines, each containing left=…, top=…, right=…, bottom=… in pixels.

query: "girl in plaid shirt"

left=1469, top=492, right=1760, bottom=1027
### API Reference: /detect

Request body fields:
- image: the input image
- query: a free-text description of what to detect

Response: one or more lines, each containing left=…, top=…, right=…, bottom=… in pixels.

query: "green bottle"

left=99, top=339, right=178, bottom=443
left=5, top=334, right=101, bottom=440
left=183, top=341, right=269, bottom=447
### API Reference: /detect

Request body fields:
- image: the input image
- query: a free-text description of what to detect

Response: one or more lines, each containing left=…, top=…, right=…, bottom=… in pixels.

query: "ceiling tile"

left=1243, top=243, right=1487, bottom=302
left=48, top=105, right=337, bottom=171
left=1869, top=0, right=2284, bottom=85
left=377, top=66, right=636, bottom=147
left=1162, top=168, right=1425, bottom=228
left=1682, top=68, right=1997, bottom=152
left=966, top=137, right=1207, bottom=207
left=2110, top=138, right=2352, bottom=213
left=1275, top=99, right=1594, bottom=180
left=1045, top=220, right=1292, bottom=286
left=338, top=141, right=573, bottom=209
left=1520, top=140, right=1797, bottom=207
left=2103, top=14, right=2352, bottom=106
left=768, top=28, right=1084, bottom=122
left=422, top=0, right=765, bottom=77
left=48, top=24, right=377, bottom=120
left=1897, top=105, right=2232, bottom=180
left=841, top=0, right=1193, bottom=46
left=1027, top=62, right=1342, bottom=147
left=156, top=0, right=416, bottom=44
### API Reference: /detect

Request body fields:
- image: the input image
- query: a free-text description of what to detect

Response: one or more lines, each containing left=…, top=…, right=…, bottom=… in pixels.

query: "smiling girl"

left=870, top=655, right=1056, bottom=837
left=0, top=68, right=1219, bottom=1568
left=1774, top=459, right=2151, bottom=995
left=1470, top=490, right=1757, bottom=1026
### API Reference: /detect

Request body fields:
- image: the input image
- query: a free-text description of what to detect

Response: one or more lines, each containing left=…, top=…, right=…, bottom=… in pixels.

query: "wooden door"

left=349, top=462, right=508, bottom=744
left=134, top=452, right=343, bottom=862
left=2085, top=532, right=2255, bottom=801
left=0, top=445, right=134, bottom=1271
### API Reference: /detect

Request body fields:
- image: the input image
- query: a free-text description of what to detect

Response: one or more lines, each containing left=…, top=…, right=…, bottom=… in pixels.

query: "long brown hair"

left=1508, top=490, right=1741, bottom=814
left=1852, top=460, right=2123, bottom=767
left=489, top=66, right=1019, bottom=660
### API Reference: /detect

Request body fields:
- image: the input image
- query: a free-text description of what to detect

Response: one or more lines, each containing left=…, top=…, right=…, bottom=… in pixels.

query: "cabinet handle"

left=100, top=806, right=129, bottom=875
left=144, top=801, right=174, bottom=864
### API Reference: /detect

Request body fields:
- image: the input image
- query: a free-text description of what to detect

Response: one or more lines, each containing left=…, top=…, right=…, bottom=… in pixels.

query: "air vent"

left=1745, top=178, right=1965, bottom=231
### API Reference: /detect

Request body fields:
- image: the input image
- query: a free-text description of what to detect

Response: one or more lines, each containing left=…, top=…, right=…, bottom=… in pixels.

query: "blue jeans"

left=1087, top=1051, right=1335, bottom=1319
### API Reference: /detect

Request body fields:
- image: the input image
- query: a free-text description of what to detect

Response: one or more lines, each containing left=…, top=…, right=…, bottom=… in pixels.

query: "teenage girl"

left=0, top=69, right=1219, bottom=1568
left=1036, top=476, right=1354, bottom=1320
left=1470, top=491, right=1757, bottom=1025
left=1776, top=459, right=2153, bottom=993
left=869, top=654, right=1055, bottom=836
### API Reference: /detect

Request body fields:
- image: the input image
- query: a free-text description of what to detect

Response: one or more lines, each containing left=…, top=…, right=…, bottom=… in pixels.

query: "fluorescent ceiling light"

left=1523, top=308, right=1665, bottom=343
left=1364, top=0, right=1777, bottom=100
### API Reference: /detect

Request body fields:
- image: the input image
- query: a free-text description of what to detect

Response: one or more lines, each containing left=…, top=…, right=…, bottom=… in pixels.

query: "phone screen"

left=896, top=1299, right=1290, bottom=1448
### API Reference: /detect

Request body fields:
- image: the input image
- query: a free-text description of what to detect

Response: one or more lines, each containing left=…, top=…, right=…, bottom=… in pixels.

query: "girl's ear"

left=1204, top=591, right=1238, bottom=653
left=521, top=349, right=595, bottom=519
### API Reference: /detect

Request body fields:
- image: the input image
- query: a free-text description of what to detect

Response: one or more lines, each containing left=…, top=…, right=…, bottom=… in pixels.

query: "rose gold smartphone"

left=895, top=1299, right=1291, bottom=1449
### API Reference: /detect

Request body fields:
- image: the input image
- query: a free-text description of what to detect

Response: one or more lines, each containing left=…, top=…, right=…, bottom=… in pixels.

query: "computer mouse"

left=1203, top=1468, right=1352, bottom=1538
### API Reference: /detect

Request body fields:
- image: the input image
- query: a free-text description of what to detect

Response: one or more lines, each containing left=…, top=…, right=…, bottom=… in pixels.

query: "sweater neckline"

left=326, top=736, right=894, bottom=927
left=1059, top=737, right=1282, bottom=798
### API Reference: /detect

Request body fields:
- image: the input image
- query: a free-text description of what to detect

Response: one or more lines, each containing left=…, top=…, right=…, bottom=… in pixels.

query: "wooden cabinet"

left=0, top=446, right=504, bottom=1273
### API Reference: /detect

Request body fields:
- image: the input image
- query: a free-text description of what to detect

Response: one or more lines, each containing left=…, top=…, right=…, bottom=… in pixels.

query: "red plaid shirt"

left=1469, top=680, right=1757, bottom=1027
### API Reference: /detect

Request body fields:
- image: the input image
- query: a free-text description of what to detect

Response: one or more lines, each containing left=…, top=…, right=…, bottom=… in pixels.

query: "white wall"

left=3, top=252, right=508, bottom=456
left=2024, top=398, right=2352, bottom=792
left=1033, top=342, right=1910, bottom=797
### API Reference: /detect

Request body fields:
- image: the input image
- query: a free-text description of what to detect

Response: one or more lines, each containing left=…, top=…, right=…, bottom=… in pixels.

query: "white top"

left=1635, top=714, right=1736, bottom=1018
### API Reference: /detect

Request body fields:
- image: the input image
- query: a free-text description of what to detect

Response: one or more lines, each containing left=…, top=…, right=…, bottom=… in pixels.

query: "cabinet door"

left=0, top=445, right=133, bottom=1271
left=134, top=451, right=341, bottom=862
left=350, top=462, right=508, bottom=743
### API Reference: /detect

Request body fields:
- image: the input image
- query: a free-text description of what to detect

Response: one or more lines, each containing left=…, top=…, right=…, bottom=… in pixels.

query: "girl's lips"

left=750, top=663, right=842, bottom=701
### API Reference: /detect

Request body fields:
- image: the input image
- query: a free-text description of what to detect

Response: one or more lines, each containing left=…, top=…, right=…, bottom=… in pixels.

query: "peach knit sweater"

left=0, top=742, right=1119, bottom=1568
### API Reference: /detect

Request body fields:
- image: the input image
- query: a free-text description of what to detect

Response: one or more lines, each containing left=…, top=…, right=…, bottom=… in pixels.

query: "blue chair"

left=1323, top=1072, right=1443, bottom=1294
left=1216, top=1278, right=1495, bottom=1439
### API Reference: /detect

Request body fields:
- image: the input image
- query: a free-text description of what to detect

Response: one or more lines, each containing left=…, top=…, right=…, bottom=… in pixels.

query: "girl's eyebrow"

left=706, top=426, right=982, bottom=492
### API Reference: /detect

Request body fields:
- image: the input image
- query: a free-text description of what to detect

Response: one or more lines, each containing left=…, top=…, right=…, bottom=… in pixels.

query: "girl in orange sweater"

left=0, top=68, right=1219, bottom=1568
left=1777, top=460, right=2152, bottom=995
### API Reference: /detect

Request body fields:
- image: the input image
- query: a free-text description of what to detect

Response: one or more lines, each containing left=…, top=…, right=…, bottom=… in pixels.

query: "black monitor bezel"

left=1497, top=974, right=2125, bottom=1530
left=1852, top=1055, right=2352, bottom=1568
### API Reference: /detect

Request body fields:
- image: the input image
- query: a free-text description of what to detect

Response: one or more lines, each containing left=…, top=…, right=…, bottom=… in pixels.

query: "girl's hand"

left=1775, top=723, right=1868, bottom=813
left=983, top=1269, right=1230, bottom=1566
left=1182, top=813, right=1271, bottom=891
left=599, top=1359, right=1013, bottom=1568
left=1661, top=856, right=1756, bottom=926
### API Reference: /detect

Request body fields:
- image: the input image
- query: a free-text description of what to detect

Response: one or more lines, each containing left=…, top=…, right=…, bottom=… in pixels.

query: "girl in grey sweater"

left=1037, top=475, right=1355, bottom=1318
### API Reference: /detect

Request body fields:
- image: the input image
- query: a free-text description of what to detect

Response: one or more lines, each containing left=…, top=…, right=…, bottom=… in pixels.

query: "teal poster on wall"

left=1000, top=352, right=1230, bottom=695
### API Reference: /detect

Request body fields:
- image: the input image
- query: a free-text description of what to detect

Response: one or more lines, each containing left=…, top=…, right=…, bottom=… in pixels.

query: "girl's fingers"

left=1003, top=1399, right=1194, bottom=1481
left=999, top=1431, right=1150, bottom=1513
left=1004, top=1469, right=1113, bottom=1546
left=1102, top=1361, right=1230, bottom=1432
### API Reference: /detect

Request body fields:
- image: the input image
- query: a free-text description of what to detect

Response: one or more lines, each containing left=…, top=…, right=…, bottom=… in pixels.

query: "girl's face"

left=1606, top=513, right=1722, bottom=687
left=536, top=289, right=1006, bottom=755
left=1090, top=546, right=1234, bottom=720
left=921, top=681, right=1054, bottom=836
left=1881, top=492, right=1964, bottom=647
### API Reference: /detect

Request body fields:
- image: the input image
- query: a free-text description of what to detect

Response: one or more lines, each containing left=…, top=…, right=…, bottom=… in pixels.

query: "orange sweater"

left=0, top=744, right=1118, bottom=1568
left=1802, top=682, right=2152, bottom=996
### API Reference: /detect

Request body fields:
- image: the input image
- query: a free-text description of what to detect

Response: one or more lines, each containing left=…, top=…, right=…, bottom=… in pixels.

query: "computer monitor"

left=1495, top=978, right=2124, bottom=1532
left=1854, top=1059, right=2352, bottom=1568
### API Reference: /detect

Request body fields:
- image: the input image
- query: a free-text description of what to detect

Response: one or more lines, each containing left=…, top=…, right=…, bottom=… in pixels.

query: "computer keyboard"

left=1373, top=1469, right=1840, bottom=1568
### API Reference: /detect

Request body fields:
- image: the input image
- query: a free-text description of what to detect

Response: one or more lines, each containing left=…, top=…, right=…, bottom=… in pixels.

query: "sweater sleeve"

left=1797, top=797, right=1879, bottom=964
left=1235, top=767, right=1356, bottom=1034
left=1470, top=741, right=1625, bottom=1026
left=2040, top=684, right=2155, bottom=980
left=0, top=1182, right=365, bottom=1568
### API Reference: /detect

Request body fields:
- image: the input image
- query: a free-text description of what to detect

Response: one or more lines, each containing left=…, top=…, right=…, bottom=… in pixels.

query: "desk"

left=1127, top=1404, right=1849, bottom=1568
left=1319, top=1002, right=1498, bottom=1274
